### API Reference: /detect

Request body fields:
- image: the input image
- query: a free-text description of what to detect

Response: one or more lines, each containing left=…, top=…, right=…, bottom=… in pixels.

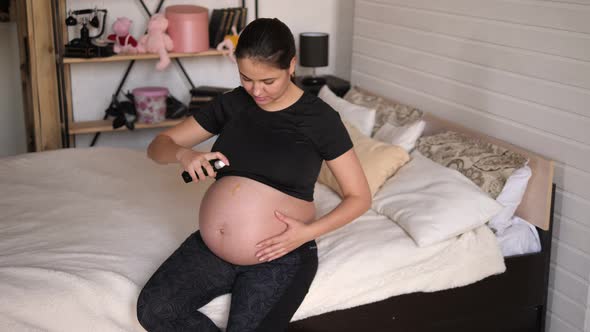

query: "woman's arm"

left=148, top=117, right=213, bottom=164
left=307, top=149, right=371, bottom=238
left=147, top=117, right=230, bottom=182
left=255, top=148, right=371, bottom=262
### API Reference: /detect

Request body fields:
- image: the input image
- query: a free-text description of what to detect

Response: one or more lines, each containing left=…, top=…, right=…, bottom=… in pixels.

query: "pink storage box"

left=165, top=5, right=209, bottom=53
left=132, top=87, right=169, bottom=124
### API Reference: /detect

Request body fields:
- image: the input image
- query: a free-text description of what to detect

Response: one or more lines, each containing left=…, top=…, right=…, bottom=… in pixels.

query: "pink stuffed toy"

left=107, top=17, right=138, bottom=54
left=137, top=14, right=174, bottom=70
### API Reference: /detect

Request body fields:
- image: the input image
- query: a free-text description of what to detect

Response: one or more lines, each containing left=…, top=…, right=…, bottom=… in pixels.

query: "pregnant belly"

left=199, top=176, right=316, bottom=265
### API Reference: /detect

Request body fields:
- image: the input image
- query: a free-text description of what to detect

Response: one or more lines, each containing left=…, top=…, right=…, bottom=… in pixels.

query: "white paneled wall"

left=351, top=1, right=590, bottom=331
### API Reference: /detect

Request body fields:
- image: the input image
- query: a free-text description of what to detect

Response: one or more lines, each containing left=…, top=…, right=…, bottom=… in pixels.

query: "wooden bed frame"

left=288, top=110, right=555, bottom=332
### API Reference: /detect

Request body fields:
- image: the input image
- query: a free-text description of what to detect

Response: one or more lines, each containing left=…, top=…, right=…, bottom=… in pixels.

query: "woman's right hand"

left=176, top=148, right=230, bottom=183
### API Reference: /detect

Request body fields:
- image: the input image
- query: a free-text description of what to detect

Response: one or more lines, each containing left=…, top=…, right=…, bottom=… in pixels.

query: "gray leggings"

left=137, top=231, right=318, bottom=332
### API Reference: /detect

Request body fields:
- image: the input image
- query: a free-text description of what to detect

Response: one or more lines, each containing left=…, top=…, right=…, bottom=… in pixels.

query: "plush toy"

left=137, top=14, right=174, bottom=71
left=107, top=17, right=138, bottom=54
left=216, top=26, right=239, bottom=63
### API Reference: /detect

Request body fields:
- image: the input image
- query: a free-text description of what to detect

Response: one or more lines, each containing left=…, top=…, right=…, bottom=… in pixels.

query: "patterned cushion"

left=415, top=131, right=528, bottom=199
left=343, top=86, right=424, bottom=135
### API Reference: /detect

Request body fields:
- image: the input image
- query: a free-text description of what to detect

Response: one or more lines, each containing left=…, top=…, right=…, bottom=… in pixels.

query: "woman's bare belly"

left=199, top=176, right=316, bottom=265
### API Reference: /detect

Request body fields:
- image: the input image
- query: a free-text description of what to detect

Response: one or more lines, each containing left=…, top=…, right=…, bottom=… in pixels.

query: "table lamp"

left=299, top=32, right=329, bottom=85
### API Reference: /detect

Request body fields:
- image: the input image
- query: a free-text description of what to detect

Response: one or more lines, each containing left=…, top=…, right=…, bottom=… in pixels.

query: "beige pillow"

left=416, top=131, right=528, bottom=199
left=343, top=86, right=424, bottom=135
left=317, top=121, right=410, bottom=197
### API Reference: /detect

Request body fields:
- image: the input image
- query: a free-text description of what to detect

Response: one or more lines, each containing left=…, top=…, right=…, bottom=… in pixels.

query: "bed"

left=0, top=97, right=553, bottom=332
left=287, top=90, right=555, bottom=332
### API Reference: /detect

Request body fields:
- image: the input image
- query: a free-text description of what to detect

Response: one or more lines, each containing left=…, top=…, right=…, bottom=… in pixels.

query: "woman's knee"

left=137, top=287, right=221, bottom=332
left=136, top=287, right=160, bottom=330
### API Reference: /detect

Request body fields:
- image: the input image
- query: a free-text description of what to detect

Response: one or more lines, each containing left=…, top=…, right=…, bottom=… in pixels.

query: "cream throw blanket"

left=0, top=148, right=505, bottom=331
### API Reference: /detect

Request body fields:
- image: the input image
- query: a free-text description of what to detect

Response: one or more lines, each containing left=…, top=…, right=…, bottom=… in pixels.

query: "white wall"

left=257, top=0, right=354, bottom=80
left=0, top=22, right=26, bottom=157
left=67, top=0, right=353, bottom=149
left=350, top=1, right=590, bottom=331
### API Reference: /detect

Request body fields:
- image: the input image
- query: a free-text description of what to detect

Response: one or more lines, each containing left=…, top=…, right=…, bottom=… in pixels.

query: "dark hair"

left=234, top=18, right=296, bottom=70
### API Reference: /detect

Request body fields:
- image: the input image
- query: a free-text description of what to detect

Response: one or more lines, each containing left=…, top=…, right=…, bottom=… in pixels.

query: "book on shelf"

left=223, top=10, right=235, bottom=40
left=239, top=7, right=248, bottom=32
left=230, top=8, right=241, bottom=35
left=208, top=9, right=223, bottom=48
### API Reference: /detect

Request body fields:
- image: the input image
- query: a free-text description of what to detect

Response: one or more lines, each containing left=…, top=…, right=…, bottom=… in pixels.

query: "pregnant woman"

left=137, top=18, right=371, bottom=332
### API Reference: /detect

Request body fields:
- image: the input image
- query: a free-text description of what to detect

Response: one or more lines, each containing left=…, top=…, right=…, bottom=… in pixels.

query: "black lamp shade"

left=299, top=32, right=329, bottom=67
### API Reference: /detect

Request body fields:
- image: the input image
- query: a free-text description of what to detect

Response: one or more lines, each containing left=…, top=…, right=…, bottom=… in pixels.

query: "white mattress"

left=0, top=147, right=506, bottom=331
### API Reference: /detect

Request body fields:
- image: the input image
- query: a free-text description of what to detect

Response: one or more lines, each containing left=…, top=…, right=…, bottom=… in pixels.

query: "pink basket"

left=166, top=5, right=209, bottom=53
left=132, top=87, right=169, bottom=124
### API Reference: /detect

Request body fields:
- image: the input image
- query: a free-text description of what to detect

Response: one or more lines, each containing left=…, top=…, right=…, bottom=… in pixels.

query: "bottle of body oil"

left=181, top=159, right=226, bottom=183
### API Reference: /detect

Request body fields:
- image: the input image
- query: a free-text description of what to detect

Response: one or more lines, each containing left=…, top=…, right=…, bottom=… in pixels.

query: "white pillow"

left=496, top=216, right=541, bottom=256
left=488, top=165, right=532, bottom=234
left=372, top=152, right=503, bottom=247
left=373, top=120, right=426, bottom=152
left=318, top=85, right=376, bottom=137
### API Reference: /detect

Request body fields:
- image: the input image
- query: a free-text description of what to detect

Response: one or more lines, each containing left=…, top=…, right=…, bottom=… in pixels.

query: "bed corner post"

left=539, top=183, right=556, bottom=332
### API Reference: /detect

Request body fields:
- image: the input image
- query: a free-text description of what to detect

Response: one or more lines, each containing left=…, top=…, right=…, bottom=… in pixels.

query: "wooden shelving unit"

left=63, top=49, right=228, bottom=64
left=63, top=49, right=227, bottom=136
left=53, top=0, right=251, bottom=146
left=68, top=118, right=184, bottom=135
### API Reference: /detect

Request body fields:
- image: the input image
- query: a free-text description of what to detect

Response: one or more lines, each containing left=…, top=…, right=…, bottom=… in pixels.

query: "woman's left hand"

left=255, top=211, right=314, bottom=262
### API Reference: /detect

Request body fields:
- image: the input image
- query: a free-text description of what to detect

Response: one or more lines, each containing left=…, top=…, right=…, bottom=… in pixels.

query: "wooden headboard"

left=422, top=112, right=554, bottom=231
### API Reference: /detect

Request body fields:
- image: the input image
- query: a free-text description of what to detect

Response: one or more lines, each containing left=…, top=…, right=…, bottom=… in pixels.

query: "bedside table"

left=295, top=75, right=351, bottom=97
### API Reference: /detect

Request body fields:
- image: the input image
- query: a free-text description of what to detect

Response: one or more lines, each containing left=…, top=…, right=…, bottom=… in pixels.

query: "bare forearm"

left=308, top=194, right=371, bottom=239
left=147, top=134, right=191, bottom=164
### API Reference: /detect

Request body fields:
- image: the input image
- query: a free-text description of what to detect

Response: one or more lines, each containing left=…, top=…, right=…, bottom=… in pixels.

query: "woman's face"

left=237, top=57, right=296, bottom=107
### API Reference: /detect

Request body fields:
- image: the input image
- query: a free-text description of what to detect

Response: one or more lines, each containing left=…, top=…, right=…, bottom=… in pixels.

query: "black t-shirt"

left=193, top=86, right=353, bottom=201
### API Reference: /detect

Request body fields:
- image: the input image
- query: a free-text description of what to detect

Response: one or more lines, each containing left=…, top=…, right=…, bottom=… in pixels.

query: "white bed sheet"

left=0, top=148, right=505, bottom=331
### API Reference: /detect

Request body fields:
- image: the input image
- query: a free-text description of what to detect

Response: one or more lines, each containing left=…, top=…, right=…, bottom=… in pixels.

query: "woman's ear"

left=289, top=57, right=297, bottom=76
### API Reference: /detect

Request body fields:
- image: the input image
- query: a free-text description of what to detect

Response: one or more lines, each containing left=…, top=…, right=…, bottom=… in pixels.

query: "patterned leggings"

left=137, top=231, right=318, bottom=332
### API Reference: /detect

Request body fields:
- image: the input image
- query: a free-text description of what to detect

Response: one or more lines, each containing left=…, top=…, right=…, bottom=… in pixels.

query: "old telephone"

left=64, top=7, right=114, bottom=58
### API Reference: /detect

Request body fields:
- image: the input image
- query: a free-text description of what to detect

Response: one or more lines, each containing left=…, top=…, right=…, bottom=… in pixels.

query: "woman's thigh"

left=226, top=241, right=318, bottom=332
left=137, top=231, right=236, bottom=317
